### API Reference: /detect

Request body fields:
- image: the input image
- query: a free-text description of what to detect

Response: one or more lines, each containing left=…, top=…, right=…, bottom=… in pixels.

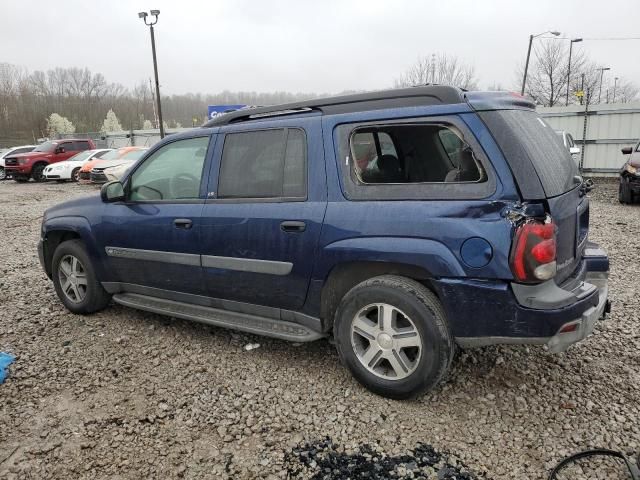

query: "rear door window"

left=218, top=128, right=306, bottom=199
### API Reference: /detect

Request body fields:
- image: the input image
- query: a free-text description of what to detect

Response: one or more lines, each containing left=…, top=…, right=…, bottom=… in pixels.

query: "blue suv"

left=38, top=86, right=610, bottom=399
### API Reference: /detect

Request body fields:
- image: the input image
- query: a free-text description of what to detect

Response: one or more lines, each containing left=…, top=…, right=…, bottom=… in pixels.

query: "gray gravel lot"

left=0, top=179, right=639, bottom=479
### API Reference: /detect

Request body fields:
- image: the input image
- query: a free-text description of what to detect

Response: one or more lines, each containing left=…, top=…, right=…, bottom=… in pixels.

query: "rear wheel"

left=71, top=167, right=80, bottom=182
left=333, top=275, right=454, bottom=399
left=31, top=164, right=46, bottom=183
left=52, top=240, right=111, bottom=314
left=619, top=179, right=632, bottom=204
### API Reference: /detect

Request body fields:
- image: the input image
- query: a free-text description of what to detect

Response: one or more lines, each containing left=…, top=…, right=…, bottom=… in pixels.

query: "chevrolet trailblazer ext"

left=38, top=87, right=610, bottom=399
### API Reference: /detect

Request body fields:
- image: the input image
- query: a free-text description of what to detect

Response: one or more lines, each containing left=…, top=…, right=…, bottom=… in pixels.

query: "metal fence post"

left=579, top=88, right=590, bottom=172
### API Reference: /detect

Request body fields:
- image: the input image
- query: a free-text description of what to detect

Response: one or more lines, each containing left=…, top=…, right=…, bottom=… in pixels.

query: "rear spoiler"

left=464, top=91, right=536, bottom=112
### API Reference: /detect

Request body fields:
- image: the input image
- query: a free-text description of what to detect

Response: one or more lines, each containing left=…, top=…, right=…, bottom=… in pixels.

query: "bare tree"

left=394, top=53, right=477, bottom=90
left=610, top=77, right=639, bottom=103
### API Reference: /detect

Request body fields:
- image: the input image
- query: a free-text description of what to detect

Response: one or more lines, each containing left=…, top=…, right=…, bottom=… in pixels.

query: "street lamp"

left=138, top=10, right=165, bottom=139
left=597, top=67, right=611, bottom=104
left=565, top=38, right=582, bottom=105
left=613, top=77, right=619, bottom=103
left=521, top=30, right=561, bottom=95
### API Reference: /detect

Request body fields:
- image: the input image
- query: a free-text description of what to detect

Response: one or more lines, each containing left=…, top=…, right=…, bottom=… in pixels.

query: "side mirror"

left=55, top=146, right=65, bottom=154
left=569, top=146, right=581, bottom=155
left=621, top=147, right=633, bottom=155
left=101, top=181, right=125, bottom=203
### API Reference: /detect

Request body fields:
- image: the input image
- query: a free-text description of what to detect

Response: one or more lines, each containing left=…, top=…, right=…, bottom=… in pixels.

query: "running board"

left=112, top=293, right=324, bottom=342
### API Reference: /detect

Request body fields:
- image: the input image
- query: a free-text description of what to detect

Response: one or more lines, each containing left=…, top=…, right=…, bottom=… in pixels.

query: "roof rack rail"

left=203, top=85, right=466, bottom=127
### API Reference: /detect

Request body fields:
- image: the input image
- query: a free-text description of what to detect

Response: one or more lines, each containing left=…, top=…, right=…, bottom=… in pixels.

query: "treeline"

left=0, top=63, right=320, bottom=146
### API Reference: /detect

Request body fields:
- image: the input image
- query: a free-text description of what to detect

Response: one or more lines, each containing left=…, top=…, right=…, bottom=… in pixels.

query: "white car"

left=555, top=130, right=581, bottom=160
left=1, top=145, right=36, bottom=180
left=102, top=162, right=134, bottom=182
left=43, top=149, right=112, bottom=182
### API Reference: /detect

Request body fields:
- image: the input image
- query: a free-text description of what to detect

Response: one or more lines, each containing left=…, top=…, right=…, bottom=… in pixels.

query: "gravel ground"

left=0, top=178, right=639, bottom=479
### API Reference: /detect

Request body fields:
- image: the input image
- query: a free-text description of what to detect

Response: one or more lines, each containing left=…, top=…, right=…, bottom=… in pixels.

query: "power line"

left=541, top=35, right=640, bottom=41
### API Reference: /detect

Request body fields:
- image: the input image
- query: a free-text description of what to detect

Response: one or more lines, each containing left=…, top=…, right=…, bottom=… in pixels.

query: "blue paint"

left=460, top=237, right=493, bottom=268
left=38, top=90, right=609, bottom=341
left=0, top=352, right=15, bottom=384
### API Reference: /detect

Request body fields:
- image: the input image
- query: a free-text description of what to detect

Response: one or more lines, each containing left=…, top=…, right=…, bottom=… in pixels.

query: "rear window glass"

left=481, top=110, right=578, bottom=198
left=349, top=124, right=485, bottom=184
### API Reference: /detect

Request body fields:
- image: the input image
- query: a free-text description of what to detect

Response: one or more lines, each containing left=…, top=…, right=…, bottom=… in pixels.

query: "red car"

left=5, top=139, right=96, bottom=182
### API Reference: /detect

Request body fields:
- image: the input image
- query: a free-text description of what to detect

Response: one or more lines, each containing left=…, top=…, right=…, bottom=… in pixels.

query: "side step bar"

left=112, top=293, right=325, bottom=342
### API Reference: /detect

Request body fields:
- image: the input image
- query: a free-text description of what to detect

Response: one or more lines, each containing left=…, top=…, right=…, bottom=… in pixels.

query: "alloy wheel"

left=351, top=303, right=422, bottom=380
left=57, top=254, right=88, bottom=303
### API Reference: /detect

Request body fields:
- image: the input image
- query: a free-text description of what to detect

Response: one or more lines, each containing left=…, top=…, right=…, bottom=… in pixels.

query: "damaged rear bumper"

left=438, top=244, right=610, bottom=352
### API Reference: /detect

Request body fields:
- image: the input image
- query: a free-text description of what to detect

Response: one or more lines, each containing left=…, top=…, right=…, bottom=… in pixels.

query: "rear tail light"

left=510, top=216, right=557, bottom=283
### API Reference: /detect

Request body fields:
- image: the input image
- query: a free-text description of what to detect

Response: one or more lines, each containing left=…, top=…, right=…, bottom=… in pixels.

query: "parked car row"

left=1, top=140, right=147, bottom=184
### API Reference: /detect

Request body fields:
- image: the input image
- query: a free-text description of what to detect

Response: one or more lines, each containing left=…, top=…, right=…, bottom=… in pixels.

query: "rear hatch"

left=477, top=108, right=586, bottom=284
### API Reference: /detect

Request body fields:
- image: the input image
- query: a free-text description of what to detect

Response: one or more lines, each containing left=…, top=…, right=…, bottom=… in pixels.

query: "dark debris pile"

left=285, top=437, right=480, bottom=479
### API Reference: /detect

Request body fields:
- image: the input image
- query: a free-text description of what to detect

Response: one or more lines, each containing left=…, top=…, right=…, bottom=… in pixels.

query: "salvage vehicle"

left=5, top=139, right=96, bottom=182
left=43, top=149, right=112, bottom=182
left=102, top=162, right=132, bottom=183
left=89, top=148, right=147, bottom=184
left=619, top=141, right=640, bottom=204
left=77, top=147, right=146, bottom=184
left=38, top=87, right=610, bottom=399
left=0, top=145, right=36, bottom=180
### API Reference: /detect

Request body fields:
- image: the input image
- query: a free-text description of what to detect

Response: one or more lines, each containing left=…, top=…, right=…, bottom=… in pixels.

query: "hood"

left=92, top=159, right=134, bottom=170
left=43, top=193, right=103, bottom=221
left=6, top=151, right=47, bottom=160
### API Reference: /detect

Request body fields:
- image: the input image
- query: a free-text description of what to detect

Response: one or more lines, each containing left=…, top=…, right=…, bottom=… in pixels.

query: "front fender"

left=317, top=236, right=466, bottom=280
left=41, top=216, right=107, bottom=281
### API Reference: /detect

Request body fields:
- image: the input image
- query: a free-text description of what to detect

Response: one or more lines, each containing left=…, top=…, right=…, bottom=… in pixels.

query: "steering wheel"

left=169, top=172, right=199, bottom=199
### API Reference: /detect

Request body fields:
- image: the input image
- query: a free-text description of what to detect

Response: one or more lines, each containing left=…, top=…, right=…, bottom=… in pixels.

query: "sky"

left=1, top=0, right=639, bottom=95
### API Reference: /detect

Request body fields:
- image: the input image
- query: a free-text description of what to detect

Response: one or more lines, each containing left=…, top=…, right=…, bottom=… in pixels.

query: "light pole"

left=138, top=10, right=165, bottom=139
left=597, top=67, right=610, bottom=104
left=613, top=77, right=619, bottom=103
left=521, top=30, right=561, bottom=95
left=565, top=38, right=582, bottom=105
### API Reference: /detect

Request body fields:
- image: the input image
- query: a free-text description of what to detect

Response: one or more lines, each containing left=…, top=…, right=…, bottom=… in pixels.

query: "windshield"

left=99, top=149, right=126, bottom=160
left=33, top=141, right=57, bottom=153
left=121, top=149, right=146, bottom=160
left=68, top=151, right=93, bottom=162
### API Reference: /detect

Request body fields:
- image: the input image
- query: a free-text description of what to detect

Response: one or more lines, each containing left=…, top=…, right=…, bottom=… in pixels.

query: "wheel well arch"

left=42, top=230, right=81, bottom=278
left=319, top=261, right=436, bottom=330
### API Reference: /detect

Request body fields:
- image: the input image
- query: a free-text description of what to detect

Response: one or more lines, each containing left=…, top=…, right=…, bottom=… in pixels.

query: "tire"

left=71, top=168, right=80, bottom=182
left=31, top=163, right=46, bottom=183
left=0, top=167, right=5, bottom=181
left=619, top=180, right=632, bottom=204
left=51, top=239, right=111, bottom=314
left=333, top=275, right=454, bottom=399
left=14, top=177, right=28, bottom=183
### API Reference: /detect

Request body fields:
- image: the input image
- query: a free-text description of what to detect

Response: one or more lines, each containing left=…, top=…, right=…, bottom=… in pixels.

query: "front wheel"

left=619, top=180, right=632, bottom=204
left=0, top=167, right=5, bottom=181
left=52, top=239, right=111, bottom=314
left=31, top=164, right=46, bottom=182
left=333, top=275, right=454, bottom=399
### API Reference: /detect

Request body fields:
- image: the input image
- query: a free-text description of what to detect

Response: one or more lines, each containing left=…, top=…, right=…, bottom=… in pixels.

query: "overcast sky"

left=2, top=0, right=639, bottom=95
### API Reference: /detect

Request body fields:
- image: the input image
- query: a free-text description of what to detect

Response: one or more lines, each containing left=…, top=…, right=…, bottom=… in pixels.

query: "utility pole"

left=149, top=78, right=158, bottom=130
left=521, top=30, right=561, bottom=95
left=579, top=73, right=585, bottom=105
left=566, top=38, right=582, bottom=106
left=597, top=67, right=610, bottom=104
left=139, top=10, right=165, bottom=139
left=613, top=77, right=619, bottom=103
left=431, top=53, right=436, bottom=83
